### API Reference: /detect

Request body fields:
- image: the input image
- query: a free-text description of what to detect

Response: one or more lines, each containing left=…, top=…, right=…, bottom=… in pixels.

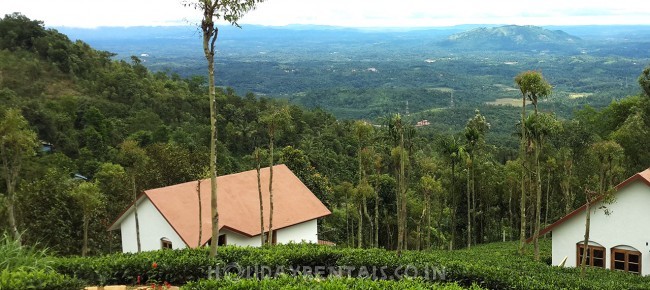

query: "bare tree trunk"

left=545, top=169, right=550, bottom=233
left=255, top=150, right=265, bottom=246
left=518, top=95, right=527, bottom=254
left=346, top=192, right=350, bottom=246
left=580, top=196, right=591, bottom=277
left=82, top=216, right=89, bottom=256
left=450, top=162, right=456, bottom=250
left=197, top=180, right=202, bottom=247
left=201, top=4, right=221, bottom=258
left=267, top=138, right=274, bottom=245
left=374, top=192, right=379, bottom=248
left=4, top=163, right=21, bottom=245
left=508, top=184, right=513, bottom=240
left=467, top=166, right=471, bottom=249
left=6, top=192, right=20, bottom=245
left=357, top=206, right=363, bottom=248
left=534, top=145, right=541, bottom=260
left=363, top=197, right=373, bottom=248
left=132, top=175, right=141, bottom=253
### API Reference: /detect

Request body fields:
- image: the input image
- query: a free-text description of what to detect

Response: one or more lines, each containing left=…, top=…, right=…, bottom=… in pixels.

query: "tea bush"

left=181, top=275, right=484, bottom=290
left=54, top=241, right=650, bottom=289
left=0, top=268, right=83, bottom=290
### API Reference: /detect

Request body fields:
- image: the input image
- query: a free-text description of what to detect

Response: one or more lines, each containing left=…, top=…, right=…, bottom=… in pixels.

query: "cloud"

left=1, top=0, right=650, bottom=27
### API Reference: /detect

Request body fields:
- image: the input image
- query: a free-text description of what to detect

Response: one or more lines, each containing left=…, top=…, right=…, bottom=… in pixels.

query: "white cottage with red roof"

left=108, top=165, right=331, bottom=252
left=534, top=168, right=650, bottom=275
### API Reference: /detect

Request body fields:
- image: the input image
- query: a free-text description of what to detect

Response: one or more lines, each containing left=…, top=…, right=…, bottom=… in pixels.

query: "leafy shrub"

left=53, top=247, right=221, bottom=285
left=55, top=241, right=650, bottom=289
left=181, top=275, right=483, bottom=290
left=0, top=268, right=83, bottom=290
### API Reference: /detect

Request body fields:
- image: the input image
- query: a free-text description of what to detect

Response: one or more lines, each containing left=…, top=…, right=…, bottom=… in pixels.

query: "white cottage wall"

left=552, top=181, right=650, bottom=275
left=120, top=197, right=186, bottom=253
left=276, top=219, right=318, bottom=244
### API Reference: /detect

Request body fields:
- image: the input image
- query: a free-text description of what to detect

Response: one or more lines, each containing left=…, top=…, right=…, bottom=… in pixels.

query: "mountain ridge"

left=441, top=25, right=582, bottom=51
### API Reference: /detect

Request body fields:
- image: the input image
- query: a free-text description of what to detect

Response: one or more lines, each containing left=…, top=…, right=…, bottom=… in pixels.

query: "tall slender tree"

left=464, top=110, right=490, bottom=248
left=439, top=135, right=463, bottom=250
left=183, top=0, right=265, bottom=257
left=523, top=113, right=559, bottom=260
left=260, top=105, right=292, bottom=245
left=0, top=109, right=38, bottom=244
left=253, top=147, right=267, bottom=246
left=515, top=70, right=551, bottom=254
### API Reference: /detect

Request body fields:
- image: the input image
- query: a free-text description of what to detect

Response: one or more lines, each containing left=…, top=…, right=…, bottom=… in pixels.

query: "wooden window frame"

left=611, top=248, right=642, bottom=275
left=161, top=238, right=172, bottom=250
left=576, top=243, right=606, bottom=268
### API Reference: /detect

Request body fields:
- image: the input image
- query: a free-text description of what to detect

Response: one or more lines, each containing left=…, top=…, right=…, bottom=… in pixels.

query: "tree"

left=438, top=134, right=464, bottom=249
left=639, top=65, right=650, bottom=97
left=524, top=113, right=560, bottom=260
left=117, top=140, right=148, bottom=253
left=183, top=0, right=265, bottom=257
left=70, top=180, right=104, bottom=256
left=0, top=109, right=38, bottom=244
left=260, top=105, right=292, bottom=245
left=354, top=120, right=374, bottom=247
left=464, top=110, right=490, bottom=248
left=354, top=181, right=373, bottom=248
left=386, top=114, right=408, bottom=253
left=515, top=70, right=551, bottom=254
left=580, top=140, right=624, bottom=277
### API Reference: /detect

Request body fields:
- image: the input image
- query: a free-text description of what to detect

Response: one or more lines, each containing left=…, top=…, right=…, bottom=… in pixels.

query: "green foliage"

left=0, top=268, right=83, bottom=290
left=182, top=275, right=480, bottom=290
left=0, top=232, right=53, bottom=271
left=639, top=65, right=650, bottom=97
left=53, top=247, right=220, bottom=285
left=54, top=242, right=650, bottom=289
left=514, top=71, right=552, bottom=106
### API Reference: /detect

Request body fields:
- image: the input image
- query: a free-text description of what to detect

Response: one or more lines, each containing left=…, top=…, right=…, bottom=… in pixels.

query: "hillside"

left=1, top=13, right=650, bottom=269
left=442, top=25, right=581, bottom=51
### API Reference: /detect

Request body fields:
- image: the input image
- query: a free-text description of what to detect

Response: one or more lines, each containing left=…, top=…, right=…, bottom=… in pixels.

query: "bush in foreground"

left=181, top=275, right=484, bottom=290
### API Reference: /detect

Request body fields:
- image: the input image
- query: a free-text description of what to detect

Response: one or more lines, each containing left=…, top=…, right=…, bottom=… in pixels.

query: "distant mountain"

left=441, top=25, right=582, bottom=52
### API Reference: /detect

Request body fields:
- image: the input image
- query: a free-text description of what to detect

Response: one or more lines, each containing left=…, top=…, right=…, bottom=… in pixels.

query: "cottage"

left=108, top=165, right=331, bottom=252
left=534, top=168, right=650, bottom=275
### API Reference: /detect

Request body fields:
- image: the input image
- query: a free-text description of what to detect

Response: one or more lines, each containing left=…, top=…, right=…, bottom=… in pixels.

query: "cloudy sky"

left=2, top=0, right=649, bottom=28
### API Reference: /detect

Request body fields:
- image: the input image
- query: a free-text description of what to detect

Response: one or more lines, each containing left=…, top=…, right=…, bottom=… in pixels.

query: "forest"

left=1, top=11, right=650, bottom=264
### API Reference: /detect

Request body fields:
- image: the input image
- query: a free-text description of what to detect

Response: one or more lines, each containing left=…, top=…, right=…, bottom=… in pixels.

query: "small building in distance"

left=416, top=120, right=430, bottom=127
left=109, top=164, right=331, bottom=252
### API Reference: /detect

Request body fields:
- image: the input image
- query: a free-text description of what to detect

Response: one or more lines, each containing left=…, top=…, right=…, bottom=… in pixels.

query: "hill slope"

left=442, top=25, right=581, bottom=51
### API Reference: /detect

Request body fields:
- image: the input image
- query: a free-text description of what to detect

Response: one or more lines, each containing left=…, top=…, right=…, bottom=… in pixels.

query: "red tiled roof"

left=108, top=164, right=331, bottom=247
left=526, top=167, right=650, bottom=243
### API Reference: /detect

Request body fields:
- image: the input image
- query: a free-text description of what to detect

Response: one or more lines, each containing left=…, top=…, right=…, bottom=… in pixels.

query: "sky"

left=1, top=0, right=650, bottom=28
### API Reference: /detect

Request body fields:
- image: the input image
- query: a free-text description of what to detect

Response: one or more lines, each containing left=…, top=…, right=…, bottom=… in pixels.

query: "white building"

left=535, top=168, right=650, bottom=275
left=108, top=165, right=331, bottom=252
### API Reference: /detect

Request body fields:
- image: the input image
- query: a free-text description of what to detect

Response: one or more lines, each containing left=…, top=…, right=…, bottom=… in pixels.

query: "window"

left=576, top=243, right=605, bottom=268
left=611, top=248, right=641, bottom=275
left=161, top=238, right=172, bottom=250
left=218, top=234, right=227, bottom=246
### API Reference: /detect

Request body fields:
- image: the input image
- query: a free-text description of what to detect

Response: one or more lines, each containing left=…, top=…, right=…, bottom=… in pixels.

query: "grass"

left=0, top=232, right=53, bottom=271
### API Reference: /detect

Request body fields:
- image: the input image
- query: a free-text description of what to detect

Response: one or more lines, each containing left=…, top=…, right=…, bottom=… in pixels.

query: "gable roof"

left=527, top=168, right=650, bottom=243
left=108, top=164, right=331, bottom=247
